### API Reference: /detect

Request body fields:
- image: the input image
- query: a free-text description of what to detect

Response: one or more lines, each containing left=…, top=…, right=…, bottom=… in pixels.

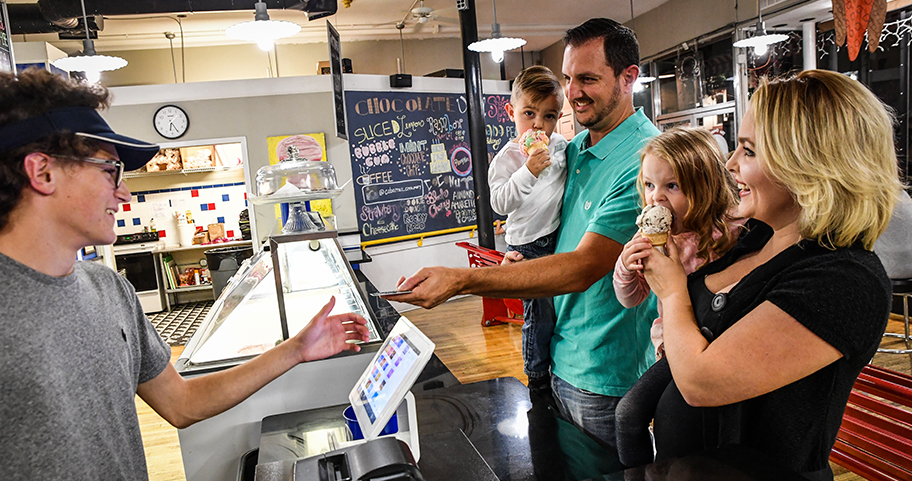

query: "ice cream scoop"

left=636, top=205, right=673, bottom=247
left=520, top=129, right=549, bottom=156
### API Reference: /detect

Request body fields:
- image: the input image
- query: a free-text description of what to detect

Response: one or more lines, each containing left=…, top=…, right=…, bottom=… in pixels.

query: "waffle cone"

left=527, top=140, right=548, bottom=154
left=643, top=232, right=668, bottom=247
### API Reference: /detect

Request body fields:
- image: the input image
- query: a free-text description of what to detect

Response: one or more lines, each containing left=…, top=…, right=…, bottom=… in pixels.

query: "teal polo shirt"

left=551, top=108, right=660, bottom=397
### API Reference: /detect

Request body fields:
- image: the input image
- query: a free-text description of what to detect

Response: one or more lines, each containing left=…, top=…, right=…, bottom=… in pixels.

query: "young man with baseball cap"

left=0, top=69, right=371, bottom=479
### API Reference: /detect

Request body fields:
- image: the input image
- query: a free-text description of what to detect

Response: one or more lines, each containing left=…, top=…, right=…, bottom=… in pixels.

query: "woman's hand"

left=620, top=233, right=652, bottom=272
left=642, top=237, right=689, bottom=302
left=290, top=296, right=371, bottom=362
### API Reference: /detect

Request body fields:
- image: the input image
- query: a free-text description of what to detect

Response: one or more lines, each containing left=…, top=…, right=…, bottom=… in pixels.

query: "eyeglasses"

left=61, top=156, right=125, bottom=187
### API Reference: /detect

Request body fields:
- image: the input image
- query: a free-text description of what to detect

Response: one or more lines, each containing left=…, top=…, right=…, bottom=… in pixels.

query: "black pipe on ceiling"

left=8, top=0, right=337, bottom=35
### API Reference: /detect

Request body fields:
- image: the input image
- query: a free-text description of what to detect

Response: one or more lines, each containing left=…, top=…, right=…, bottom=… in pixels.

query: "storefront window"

left=633, top=63, right=655, bottom=121
left=744, top=33, right=804, bottom=98
left=818, top=7, right=910, bottom=180
left=655, top=36, right=735, bottom=115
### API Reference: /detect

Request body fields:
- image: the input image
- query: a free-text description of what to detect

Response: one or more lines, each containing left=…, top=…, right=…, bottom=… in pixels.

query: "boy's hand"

left=525, top=149, right=551, bottom=178
left=501, top=250, right=524, bottom=266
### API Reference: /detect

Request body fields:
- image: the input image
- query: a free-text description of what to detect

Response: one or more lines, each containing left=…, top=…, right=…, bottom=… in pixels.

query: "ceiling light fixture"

left=467, top=0, right=525, bottom=63
left=629, top=0, right=655, bottom=85
left=226, top=0, right=301, bottom=51
left=733, top=1, right=788, bottom=52
left=52, top=0, right=127, bottom=79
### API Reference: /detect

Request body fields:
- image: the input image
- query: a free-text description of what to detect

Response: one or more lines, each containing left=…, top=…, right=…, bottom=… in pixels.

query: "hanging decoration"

left=831, top=0, right=888, bottom=61
left=818, top=14, right=912, bottom=59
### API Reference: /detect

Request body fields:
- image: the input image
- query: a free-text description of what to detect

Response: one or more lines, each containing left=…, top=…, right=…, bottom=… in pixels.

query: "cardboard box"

left=145, top=148, right=182, bottom=171
left=179, top=146, right=217, bottom=169
left=207, top=223, right=226, bottom=240
left=192, top=231, right=210, bottom=245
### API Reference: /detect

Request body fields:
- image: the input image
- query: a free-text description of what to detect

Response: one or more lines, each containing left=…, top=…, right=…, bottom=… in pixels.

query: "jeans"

left=507, top=230, right=558, bottom=381
left=551, top=374, right=622, bottom=448
left=615, top=357, right=671, bottom=466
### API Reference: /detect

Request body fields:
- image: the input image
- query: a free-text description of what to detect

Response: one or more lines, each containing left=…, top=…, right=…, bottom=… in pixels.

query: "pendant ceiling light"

left=226, top=0, right=302, bottom=51
left=629, top=0, right=655, bottom=87
left=732, top=1, right=788, bottom=54
left=467, top=0, right=525, bottom=63
left=52, top=0, right=127, bottom=80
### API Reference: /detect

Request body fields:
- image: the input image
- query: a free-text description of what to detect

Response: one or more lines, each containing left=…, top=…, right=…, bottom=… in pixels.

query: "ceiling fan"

left=403, top=0, right=458, bottom=32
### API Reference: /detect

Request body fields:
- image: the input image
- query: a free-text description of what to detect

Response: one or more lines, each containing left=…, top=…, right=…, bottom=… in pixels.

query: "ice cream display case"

left=175, top=229, right=383, bottom=374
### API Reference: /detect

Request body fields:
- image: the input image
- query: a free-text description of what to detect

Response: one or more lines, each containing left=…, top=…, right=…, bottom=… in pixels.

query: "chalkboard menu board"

left=346, top=90, right=514, bottom=245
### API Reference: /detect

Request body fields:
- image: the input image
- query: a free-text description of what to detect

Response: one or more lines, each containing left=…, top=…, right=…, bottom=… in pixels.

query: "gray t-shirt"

left=874, top=190, right=912, bottom=279
left=0, top=253, right=170, bottom=480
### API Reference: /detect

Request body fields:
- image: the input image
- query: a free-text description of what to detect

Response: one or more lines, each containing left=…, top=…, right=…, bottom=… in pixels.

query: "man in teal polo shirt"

left=395, top=18, right=659, bottom=447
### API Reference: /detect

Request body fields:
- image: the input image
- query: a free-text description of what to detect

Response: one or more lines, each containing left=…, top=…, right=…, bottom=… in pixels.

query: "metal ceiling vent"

left=7, top=0, right=338, bottom=35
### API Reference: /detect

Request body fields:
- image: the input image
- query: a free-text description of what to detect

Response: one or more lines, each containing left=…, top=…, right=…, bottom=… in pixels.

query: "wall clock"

left=153, top=105, right=189, bottom=139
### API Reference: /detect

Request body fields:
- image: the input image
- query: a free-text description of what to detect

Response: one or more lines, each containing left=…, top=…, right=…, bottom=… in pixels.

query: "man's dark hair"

left=563, top=18, right=640, bottom=77
left=0, top=69, right=109, bottom=231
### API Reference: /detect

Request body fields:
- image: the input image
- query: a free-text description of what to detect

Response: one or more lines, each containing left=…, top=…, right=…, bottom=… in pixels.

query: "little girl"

left=613, top=127, right=742, bottom=467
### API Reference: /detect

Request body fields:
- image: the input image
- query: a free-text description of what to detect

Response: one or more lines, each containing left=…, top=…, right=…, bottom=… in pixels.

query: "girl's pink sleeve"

left=613, top=254, right=650, bottom=308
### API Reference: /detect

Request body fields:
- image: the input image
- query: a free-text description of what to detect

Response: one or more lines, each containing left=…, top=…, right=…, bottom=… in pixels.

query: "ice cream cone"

left=527, top=140, right=548, bottom=155
left=643, top=231, right=668, bottom=247
left=520, top=129, right=550, bottom=156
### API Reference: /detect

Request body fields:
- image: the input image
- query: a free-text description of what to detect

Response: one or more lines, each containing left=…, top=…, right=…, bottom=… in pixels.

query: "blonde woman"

left=641, top=69, right=902, bottom=480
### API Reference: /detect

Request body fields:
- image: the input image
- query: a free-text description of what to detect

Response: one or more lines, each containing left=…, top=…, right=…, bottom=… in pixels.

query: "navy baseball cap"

left=0, top=106, right=160, bottom=171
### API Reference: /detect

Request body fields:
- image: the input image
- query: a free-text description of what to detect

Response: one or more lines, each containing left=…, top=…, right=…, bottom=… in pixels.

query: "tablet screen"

left=355, top=332, right=420, bottom=423
left=349, top=316, right=434, bottom=439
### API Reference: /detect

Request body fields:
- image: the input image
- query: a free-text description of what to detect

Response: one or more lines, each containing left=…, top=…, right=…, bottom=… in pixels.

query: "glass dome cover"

left=252, top=145, right=342, bottom=204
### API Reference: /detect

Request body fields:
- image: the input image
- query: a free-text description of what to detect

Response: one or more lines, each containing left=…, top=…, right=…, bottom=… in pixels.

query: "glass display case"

left=176, top=229, right=382, bottom=374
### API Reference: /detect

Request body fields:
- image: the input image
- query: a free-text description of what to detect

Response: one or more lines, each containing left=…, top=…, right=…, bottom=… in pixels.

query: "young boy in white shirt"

left=487, top=65, right=568, bottom=397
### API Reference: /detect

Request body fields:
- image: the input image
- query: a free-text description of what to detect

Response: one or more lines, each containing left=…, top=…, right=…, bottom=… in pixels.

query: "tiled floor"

left=148, top=301, right=212, bottom=346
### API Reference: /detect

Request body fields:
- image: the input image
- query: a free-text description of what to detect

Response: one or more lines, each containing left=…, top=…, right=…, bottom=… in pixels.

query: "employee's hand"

left=501, top=250, right=524, bottom=266
left=525, top=149, right=551, bottom=178
left=290, top=296, right=371, bottom=362
left=641, top=238, right=688, bottom=302
left=388, top=266, right=463, bottom=309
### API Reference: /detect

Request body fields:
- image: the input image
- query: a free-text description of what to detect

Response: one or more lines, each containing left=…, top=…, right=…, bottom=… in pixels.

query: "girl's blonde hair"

left=751, top=70, right=902, bottom=250
left=638, top=127, right=740, bottom=262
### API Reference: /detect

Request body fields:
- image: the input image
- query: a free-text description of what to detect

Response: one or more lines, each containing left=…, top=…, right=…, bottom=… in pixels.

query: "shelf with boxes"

left=116, top=136, right=253, bottom=257
left=125, top=138, right=246, bottom=178
left=157, top=239, right=254, bottom=310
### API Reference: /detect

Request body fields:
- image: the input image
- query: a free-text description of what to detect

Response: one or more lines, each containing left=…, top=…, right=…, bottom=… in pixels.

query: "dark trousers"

left=615, top=357, right=671, bottom=466
left=506, top=229, right=558, bottom=381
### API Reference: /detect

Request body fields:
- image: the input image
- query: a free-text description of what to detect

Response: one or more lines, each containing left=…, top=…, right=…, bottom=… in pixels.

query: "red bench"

left=455, top=242, right=525, bottom=327
left=830, top=364, right=912, bottom=480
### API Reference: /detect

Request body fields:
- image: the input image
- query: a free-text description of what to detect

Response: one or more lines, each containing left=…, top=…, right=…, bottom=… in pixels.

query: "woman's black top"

left=652, top=220, right=890, bottom=478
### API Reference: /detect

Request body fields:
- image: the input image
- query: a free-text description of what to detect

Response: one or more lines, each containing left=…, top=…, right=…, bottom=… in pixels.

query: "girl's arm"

left=488, top=147, right=538, bottom=215
left=613, top=251, right=650, bottom=308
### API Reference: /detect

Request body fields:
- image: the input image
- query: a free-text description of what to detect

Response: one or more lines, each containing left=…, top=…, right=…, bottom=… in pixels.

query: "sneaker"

left=528, top=375, right=554, bottom=407
left=528, top=375, right=551, bottom=392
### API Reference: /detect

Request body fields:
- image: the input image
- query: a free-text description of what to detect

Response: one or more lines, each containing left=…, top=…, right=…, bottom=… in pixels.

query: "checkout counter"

left=173, top=228, right=810, bottom=481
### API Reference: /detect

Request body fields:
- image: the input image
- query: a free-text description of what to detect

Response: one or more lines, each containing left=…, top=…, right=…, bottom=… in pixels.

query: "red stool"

left=456, top=242, right=525, bottom=327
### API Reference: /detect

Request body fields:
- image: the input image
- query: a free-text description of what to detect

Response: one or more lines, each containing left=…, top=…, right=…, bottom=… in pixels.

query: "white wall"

left=102, top=74, right=510, bottom=298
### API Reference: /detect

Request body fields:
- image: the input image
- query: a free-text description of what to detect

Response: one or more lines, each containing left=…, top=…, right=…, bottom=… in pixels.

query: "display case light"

left=51, top=0, right=127, bottom=78
left=467, top=0, right=525, bottom=63
left=733, top=21, right=788, bottom=49
left=226, top=0, right=301, bottom=46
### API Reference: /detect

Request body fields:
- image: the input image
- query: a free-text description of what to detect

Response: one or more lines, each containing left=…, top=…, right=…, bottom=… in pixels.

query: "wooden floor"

left=138, top=296, right=912, bottom=481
